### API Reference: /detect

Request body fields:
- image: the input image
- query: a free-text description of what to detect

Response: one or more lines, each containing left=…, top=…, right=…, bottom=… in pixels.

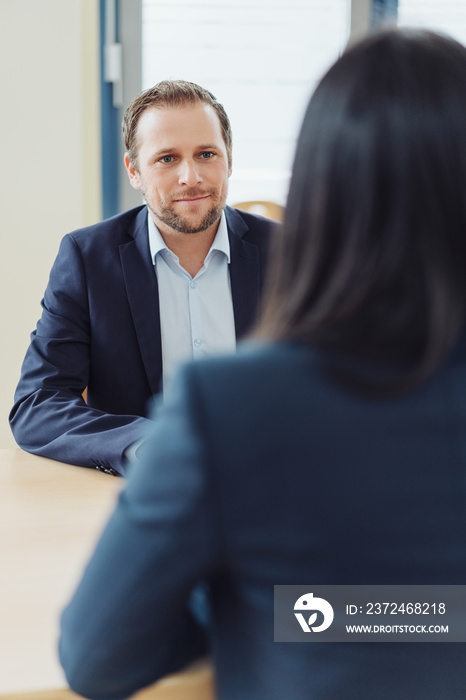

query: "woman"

left=60, top=29, right=466, bottom=699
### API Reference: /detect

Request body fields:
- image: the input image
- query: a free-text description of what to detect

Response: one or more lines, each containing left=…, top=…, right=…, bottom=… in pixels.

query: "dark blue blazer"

left=9, top=205, right=273, bottom=474
left=59, top=340, right=466, bottom=699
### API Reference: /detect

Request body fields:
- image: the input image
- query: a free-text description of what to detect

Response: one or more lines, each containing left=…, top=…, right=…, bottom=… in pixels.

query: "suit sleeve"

left=9, top=234, right=151, bottom=475
left=59, top=368, right=215, bottom=700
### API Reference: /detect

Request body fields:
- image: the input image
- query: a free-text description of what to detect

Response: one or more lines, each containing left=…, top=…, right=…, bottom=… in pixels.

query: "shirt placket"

left=188, top=273, right=204, bottom=359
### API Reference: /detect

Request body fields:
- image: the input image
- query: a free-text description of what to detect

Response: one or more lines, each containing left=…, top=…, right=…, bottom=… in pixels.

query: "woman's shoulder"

left=181, top=341, right=322, bottom=404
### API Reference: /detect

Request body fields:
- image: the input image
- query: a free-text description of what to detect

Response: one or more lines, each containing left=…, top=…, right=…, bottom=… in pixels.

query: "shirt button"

left=190, top=281, right=197, bottom=289
left=194, top=338, right=202, bottom=347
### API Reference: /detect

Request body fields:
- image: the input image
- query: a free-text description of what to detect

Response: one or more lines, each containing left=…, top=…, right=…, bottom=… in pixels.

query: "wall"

left=350, top=0, right=372, bottom=41
left=0, top=0, right=101, bottom=447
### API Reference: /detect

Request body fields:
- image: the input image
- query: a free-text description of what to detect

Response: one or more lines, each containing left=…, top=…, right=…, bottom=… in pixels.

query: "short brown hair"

left=122, top=79, right=232, bottom=169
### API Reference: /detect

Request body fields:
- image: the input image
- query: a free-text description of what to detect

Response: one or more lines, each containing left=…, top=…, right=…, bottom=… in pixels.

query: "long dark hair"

left=257, top=28, right=466, bottom=396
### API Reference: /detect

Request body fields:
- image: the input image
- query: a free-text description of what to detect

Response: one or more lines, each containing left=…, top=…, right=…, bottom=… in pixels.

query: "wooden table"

left=0, top=448, right=214, bottom=700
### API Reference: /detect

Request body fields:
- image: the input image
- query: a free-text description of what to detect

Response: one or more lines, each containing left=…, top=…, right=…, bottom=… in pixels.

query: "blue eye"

left=160, top=155, right=173, bottom=163
left=200, top=151, right=214, bottom=159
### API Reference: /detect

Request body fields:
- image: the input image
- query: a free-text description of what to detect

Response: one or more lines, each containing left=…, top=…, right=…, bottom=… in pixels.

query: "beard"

left=145, top=186, right=227, bottom=234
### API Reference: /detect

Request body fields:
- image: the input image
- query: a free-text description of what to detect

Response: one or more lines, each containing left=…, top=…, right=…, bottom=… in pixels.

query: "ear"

left=228, top=147, right=233, bottom=177
left=124, top=153, right=142, bottom=190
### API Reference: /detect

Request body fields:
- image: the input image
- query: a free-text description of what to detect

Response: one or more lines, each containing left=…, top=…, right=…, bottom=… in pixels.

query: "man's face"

left=125, top=102, right=232, bottom=237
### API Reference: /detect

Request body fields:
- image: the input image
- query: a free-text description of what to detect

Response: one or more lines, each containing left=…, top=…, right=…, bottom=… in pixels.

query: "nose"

left=178, top=160, right=202, bottom=187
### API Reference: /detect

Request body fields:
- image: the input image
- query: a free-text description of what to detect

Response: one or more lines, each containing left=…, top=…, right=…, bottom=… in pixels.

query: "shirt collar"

left=147, top=209, right=230, bottom=265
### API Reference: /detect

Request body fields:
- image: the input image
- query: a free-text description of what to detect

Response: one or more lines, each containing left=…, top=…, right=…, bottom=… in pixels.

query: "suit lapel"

left=119, top=207, right=163, bottom=396
left=118, top=206, right=262, bottom=394
left=225, top=206, right=262, bottom=339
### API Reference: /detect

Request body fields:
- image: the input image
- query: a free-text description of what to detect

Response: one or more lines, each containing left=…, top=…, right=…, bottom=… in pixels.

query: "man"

left=9, top=80, right=274, bottom=475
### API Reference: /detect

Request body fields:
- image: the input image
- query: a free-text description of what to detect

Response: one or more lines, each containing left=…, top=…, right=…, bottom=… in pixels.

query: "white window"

left=398, top=0, right=466, bottom=46
left=142, top=0, right=349, bottom=206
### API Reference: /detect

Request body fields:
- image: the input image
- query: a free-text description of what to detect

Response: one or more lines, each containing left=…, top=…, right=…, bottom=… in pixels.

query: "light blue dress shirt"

left=148, top=212, right=236, bottom=395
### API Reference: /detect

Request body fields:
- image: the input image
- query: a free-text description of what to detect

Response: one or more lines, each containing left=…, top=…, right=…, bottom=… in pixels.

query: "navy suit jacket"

left=9, top=205, right=273, bottom=474
left=59, top=340, right=466, bottom=699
